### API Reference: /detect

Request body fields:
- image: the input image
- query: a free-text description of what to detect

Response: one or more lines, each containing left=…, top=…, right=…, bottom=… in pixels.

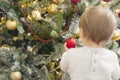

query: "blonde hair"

left=80, top=6, right=117, bottom=44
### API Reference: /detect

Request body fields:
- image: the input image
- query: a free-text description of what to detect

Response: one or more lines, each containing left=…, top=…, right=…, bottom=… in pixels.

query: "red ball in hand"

left=103, top=0, right=111, bottom=2
left=118, top=12, right=120, bottom=18
left=66, top=38, right=76, bottom=48
left=71, top=0, right=81, bottom=5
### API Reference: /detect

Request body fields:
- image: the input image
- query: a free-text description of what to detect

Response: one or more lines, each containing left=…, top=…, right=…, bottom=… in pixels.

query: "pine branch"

left=110, top=0, right=120, bottom=10
left=0, top=0, right=11, bottom=11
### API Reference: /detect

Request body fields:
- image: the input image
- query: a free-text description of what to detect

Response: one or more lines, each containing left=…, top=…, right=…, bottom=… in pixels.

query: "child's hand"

left=64, top=42, right=68, bottom=51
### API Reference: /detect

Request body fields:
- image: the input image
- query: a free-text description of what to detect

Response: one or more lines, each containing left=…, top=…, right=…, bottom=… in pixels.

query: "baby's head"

left=80, top=6, right=117, bottom=44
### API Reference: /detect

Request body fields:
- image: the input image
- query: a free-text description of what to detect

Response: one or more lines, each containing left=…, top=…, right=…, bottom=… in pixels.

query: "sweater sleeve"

left=60, top=52, right=69, bottom=72
left=111, top=53, right=120, bottom=80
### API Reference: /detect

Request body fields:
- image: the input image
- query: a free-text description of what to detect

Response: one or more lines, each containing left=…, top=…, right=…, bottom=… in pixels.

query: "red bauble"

left=66, top=38, right=76, bottom=48
left=118, top=12, right=120, bottom=18
left=103, top=0, right=111, bottom=2
left=71, top=0, right=81, bottom=5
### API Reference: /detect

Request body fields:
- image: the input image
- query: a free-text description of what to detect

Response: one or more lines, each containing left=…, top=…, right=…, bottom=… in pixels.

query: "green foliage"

left=0, top=0, right=11, bottom=10
left=110, top=0, right=120, bottom=10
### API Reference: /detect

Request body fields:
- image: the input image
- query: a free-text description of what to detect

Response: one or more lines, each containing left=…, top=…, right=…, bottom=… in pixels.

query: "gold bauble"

left=48, top=3, right=58, bottom=13
left=112, top=29, right=120, bottom=41
left=20, top=4, right=24, bottom=8
left=53, top=0, right=64, bottom=4
left=27, top=15, right=32, bottom=21
left=6, top=20, right=17, bottom=30
left=112, top=36, right=120, bottom=41
left=0, top=17, right=6, bottom=25
left=31, top=10, right=41, bottom=20
left=10, top=71, right=22, bottom=80
left=13, top=36, right=19, bottom=41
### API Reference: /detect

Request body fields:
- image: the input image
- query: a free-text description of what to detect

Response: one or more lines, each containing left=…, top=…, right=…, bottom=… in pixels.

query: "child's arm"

left=64, top=43, right=68, bottom=51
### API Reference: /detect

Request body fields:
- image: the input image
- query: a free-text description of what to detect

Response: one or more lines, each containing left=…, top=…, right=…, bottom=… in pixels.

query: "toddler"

left=60, top=6, right=120, bottom=80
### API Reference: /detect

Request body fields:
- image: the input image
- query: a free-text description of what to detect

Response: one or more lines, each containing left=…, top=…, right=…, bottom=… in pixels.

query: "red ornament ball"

left=103, top=0, right=111, bottom=2
left=118, top=12, right=120, bottom=18
left=66, top=38, right=76, bottom=48
left=71, top=0, right=81, bottom=5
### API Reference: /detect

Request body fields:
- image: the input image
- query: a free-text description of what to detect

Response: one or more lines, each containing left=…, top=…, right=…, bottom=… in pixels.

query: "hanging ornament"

left=20, top=4, right=24, bottom=9
left=6, top=20, right=17, bottom=30
left=71, top=0, right=81, bottom=5
left=66, top=38, right=76, bottom=48
left=13, top=36, right=19, bottom=41
left=27, top=14, right=32, bottom=21
left=31, top=10, right=41, bottom=20
left=118, top=12, right=120, bottom=18
left=10, top=71, right=22, bottom=80
left=0, top=17, right=6, bottom=25
left=112, top=29, right=120, bottom=41
left=53, top=0, right=64, bottom=4
left=103, top=0, right=111, bottom=2
left=27, top=33, right=31, bottom=37
left=48, top=3, right=58, bottom=13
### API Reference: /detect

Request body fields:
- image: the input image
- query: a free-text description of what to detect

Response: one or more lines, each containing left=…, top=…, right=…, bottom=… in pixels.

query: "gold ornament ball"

left=112, top=29, right=120, bottom=41
left=10, top=71, right=22, bottom=80
left=48, top=3, right=58, bottom=13
left=6, top=20, right=17, bottom=30
left=20, top=4, right=24, bottom=8
left=0, top=17, right=6, bottom=25
left=53, top=0, right=64, bottom=4
left=13, top=36, right=19, bottom=41
left=27, top=15, right=32, bottom=21
left=31, top=10, right=41, bottom=20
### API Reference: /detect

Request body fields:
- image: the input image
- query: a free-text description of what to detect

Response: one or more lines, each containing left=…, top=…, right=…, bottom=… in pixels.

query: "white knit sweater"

left=60, top=47, right=120, bottom=80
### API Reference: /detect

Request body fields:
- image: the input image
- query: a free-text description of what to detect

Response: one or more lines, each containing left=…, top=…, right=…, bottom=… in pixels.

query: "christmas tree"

left=0, top=0, right=120, bottom=80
